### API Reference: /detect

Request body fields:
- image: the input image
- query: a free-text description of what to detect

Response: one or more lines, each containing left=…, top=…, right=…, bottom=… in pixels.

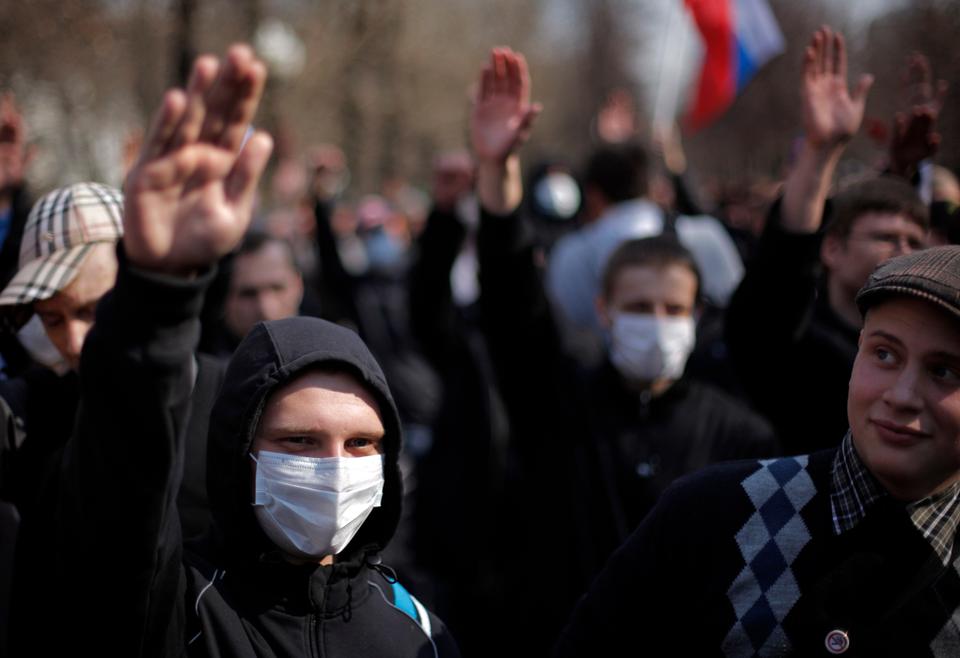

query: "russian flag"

left=684, top=0, right=785, bottom=130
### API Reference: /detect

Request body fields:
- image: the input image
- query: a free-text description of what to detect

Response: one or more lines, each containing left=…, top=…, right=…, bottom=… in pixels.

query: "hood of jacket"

left=205, top=316, right=403, bottom=566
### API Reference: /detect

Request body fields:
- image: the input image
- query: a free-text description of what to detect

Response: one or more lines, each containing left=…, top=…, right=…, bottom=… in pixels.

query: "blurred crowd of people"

left=0, top=22, right=958, bottom=658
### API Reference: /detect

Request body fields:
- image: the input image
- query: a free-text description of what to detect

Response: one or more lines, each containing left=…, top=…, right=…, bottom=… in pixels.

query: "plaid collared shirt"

left=830, top=431, right=960, bottom=565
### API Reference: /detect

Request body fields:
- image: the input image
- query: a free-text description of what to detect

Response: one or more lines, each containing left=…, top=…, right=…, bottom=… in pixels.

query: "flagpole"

left=652, top=0, right=688, bottom=129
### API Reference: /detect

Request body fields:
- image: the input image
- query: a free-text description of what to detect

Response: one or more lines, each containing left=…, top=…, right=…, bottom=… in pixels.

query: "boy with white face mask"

left=597, top=237, right=700, bottom=395
left=468, top=47, right=779, bottom=651
left=43, top=45, right=458, bottom=657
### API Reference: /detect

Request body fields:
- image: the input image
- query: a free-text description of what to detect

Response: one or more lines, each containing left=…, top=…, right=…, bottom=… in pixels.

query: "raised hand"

left=889, top=53, right=948, bottom=177
left=801, top=27, right=873, bottom=149
left=596, top=89, right=638, bottom=144
left=652, top=122, right=687, bottom=176
left=0, top=93, right=33, bottom=194
left=123, top=45, right=273, bottom=276
left=308, top=143, right=348, bottom=202
left=431, top=150, right=475, bottom=213
left=469, top=47, right=541, bottom=165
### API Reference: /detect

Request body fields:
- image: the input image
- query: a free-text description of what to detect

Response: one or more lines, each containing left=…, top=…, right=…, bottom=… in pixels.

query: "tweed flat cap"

left=856, top=246, right=960, bottom=320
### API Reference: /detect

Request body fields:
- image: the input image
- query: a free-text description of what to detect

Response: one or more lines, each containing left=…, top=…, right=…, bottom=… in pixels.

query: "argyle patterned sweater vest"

left=555, top=449, right=960, bottom=657
left=723, top=453, right=960, bottom=656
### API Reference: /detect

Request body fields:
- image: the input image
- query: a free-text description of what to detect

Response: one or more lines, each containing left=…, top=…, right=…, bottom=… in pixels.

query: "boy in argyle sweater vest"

left=556, top=245, right=960, bottom=657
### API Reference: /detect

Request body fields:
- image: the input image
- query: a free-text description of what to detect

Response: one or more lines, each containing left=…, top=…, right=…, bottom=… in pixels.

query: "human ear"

left=595, top=295, right=612, bottom=329
left=821, top=233, right=843, bottom=271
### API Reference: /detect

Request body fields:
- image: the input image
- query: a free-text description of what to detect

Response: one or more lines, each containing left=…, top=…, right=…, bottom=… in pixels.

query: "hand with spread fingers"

left=470, top=47, right=541, bottom=216
left=782, top=26, right=873, bottom=233
left=0, top=93, right=33, bottom=194
left=123, top=44, right=274, bottom=276
left=801, top=26, right=873, bottom=149
left=470, top=47, right=541, bottom=165
left=890, top=52, right=948, bottom=178
left=431, top=151, right=475, bottom=213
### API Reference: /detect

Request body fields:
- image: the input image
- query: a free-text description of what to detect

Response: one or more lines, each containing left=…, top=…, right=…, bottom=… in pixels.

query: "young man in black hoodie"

left=469, top=47, right=777, bottom=651
left=50, top=45, right=457, bottom=657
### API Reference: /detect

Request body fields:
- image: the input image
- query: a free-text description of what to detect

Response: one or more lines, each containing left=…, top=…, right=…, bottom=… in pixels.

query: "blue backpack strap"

left=389, top=580, right=432, bottom=636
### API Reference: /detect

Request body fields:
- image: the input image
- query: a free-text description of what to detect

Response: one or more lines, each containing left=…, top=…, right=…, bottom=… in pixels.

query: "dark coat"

left=556, top=450, right=960, bottom=657
left=476, top=206, right=778, bottom=653
left=46, top=251, right=457, bottom=657
left=725, top=199, right=858, bottom=454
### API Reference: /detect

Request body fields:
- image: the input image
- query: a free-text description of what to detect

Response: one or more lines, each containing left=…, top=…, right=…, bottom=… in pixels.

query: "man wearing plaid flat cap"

left=0, top=182, right=123, bottom=515
left=0, top=181, right=123, bottom=372
left=558, top=245, right=960, bottom=656
left=0, top=179, right=223, bottom=530
left=0, top=180, right=225, bottom=656
left=0, top=172, right=235, bottom=658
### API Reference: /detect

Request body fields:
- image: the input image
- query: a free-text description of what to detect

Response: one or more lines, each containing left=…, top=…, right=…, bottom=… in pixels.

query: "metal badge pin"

left=825, top=629, right=850, bottom=654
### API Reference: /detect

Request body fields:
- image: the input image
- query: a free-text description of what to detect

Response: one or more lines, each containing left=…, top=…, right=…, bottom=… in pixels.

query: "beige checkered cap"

left=0, top=182, right=123, bottom=326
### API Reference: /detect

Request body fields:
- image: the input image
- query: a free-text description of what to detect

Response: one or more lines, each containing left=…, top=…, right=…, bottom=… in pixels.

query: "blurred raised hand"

left=469, top=47, right=541, bottom=165
left=308, top=143, right=348, bottom=202
left=596, top=89, right=638, bottom=144
left=783, top=27, right=873, bottom=233
left=801, top=26, right=873, bottom=149
left=889, top=52, right=948, bottom=178
left=431, top=151, right=475, bottom=213
left=0, top=93, right=34, bottom=195
left=122, top=44, right=273, bottom=276
left=469, top=47, right=541, bottom=215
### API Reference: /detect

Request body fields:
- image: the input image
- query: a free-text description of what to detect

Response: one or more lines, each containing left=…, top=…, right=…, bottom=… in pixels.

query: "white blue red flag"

left=684, top=0, right=785, bottom=130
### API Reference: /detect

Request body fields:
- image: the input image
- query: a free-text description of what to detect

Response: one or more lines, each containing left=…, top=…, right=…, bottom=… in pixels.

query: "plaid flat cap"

left=856, top=245, right=960, bottom=320
left=0, top=182, right=123, bottom=326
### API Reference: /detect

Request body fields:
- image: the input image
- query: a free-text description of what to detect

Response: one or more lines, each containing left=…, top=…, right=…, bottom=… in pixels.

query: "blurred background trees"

left=0, top=0, right=956, bottom=204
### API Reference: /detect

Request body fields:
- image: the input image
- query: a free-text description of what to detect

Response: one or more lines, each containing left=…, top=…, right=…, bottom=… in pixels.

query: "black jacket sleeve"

left=408, top=206, right=467, bottom=366
left=312, top=197, right=360, bottom=326
left=477, top=206, right=577, bottom=460
left=56, top=247, right=212, bottom=653
left=724, top=198, right=825, bottom=413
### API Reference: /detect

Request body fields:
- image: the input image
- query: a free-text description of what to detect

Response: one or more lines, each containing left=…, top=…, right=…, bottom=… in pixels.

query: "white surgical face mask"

left=608, top=313, right=696, bottom=383
left=251, top=451, right=385, bottom=559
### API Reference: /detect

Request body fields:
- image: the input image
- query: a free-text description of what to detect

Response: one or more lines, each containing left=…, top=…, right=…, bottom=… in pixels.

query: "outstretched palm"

left=0, top=93, right=31, bottom=193
left=802, top=27, right=873, bottom=148
left=470, top=48, right=540, bottom=163
left=123, top=45, right=273, bottom=275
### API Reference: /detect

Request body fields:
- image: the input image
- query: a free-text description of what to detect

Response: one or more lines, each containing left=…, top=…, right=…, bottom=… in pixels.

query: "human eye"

left=874, top=233, right=899, bottom=248
left=279, top=436, right=314, bottom=449
left=37, top=313, right=62, bottom=329
left=77, top=304, right=97, bottom=322
left=665, top=304, right=689, bottom=317
left=930, top=363, right=960, bottom=385
left=872, top=345, right=898, bottom=366
left=346, top=436, right=382, bottom=454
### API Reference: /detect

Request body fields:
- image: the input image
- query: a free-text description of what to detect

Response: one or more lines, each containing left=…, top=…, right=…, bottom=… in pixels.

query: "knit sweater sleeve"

left=56, top=246, right=212, bottom=654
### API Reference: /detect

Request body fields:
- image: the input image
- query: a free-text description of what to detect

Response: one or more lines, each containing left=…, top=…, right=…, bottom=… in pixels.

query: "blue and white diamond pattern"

left=930, top=553, right=960, bottom=655
left=722, top=456, right=815, bottom=657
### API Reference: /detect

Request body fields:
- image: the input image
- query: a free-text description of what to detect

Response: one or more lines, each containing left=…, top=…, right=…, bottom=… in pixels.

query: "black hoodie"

left=49, top=250, right=458, bottom=657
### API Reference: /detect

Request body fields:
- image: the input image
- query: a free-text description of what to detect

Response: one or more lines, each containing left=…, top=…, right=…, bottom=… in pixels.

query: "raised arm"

left=781, top=27, right=873, bottom=234
left=0, top=94, right=32, bottom=199
left=408, top=152, right=475, bottom=365
left=123, top=46, right=271, bottom=275
left=471, top=47, right=540, bottom=216
left=888, top=52, right=947, bottom=182
left=61, top=44, right=271, bottom=652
